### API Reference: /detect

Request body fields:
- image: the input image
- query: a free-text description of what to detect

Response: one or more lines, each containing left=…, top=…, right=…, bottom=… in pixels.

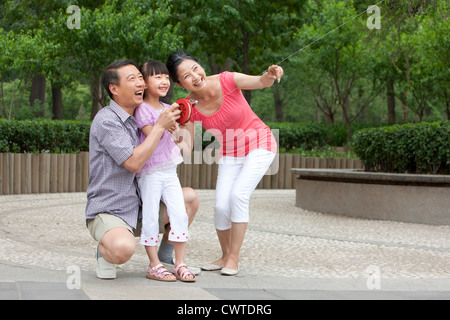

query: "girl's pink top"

left=134, top=101, right=183, bottom=177
left=190, top=71, right=277, bottom=157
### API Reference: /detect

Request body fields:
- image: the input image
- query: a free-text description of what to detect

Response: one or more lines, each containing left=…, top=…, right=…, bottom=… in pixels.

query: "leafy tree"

left=50, top=0, right=182, bottom=119
left=294, top=0, right=382, bottom=141
left=377, top=0, right=444, bottom=122
left=0, top=0, right=106, bottom=119
left=405, top=7, right=449, bottom=121
left=172, top=0, right=306, bottom=120
left=0, top=30, right=55, bottom=119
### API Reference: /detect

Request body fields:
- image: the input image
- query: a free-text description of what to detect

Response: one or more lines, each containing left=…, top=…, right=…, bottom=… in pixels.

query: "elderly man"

left=85, top=59, right=199, bottom=279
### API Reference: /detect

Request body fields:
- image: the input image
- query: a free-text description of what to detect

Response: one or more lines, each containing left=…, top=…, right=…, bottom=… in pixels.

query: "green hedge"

left=6, top=119, right=437, bottom=162
left=197, top=122, right=329, bottom=151
left=1, top=120, right=330, bottom=153
left=0, top=119, right=90, bottom=153
left=266, top=122, right=327, bottom=150
left=352, top=121, right=450, bottom=174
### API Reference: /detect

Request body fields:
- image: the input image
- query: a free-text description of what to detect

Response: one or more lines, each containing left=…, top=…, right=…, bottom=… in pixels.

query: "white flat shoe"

left=201, top=264, right=224, bottom=271
left=220, top=268, right=239, bottom=276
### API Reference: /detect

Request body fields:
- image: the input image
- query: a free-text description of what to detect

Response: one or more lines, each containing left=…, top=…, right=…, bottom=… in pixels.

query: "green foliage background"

left=0, top=0, right=449, bottom=173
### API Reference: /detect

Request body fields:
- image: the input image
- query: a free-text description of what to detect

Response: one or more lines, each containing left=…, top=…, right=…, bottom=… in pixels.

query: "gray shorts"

left=87, top=201, right=166, bottom=242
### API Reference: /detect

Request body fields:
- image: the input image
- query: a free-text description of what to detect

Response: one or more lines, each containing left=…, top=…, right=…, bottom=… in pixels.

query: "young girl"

left=135, top=60, right=195, bottom=282
left=166, top=51, right=283, bottom=276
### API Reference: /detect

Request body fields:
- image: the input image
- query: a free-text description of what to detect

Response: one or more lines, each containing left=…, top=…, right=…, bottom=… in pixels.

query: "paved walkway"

left=0, top=190, right=449, bottom=300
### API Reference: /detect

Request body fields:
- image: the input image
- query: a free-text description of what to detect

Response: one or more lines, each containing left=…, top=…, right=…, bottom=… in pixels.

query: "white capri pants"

left=214, top=148, right=276, bottom=230
left=138, top=166, right=188, bottom=246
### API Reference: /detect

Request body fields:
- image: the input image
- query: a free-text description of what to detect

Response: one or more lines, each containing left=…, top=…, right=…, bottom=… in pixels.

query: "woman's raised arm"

left=233, top=65, right=284, bottom=90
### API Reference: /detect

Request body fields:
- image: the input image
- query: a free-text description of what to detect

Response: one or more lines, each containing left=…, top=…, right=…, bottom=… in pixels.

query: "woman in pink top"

left=167, top=51, right=283, bottom=276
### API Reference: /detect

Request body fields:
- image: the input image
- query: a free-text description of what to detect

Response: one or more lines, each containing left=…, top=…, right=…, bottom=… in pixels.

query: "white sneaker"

left=96, top=246, right=116, bottom=279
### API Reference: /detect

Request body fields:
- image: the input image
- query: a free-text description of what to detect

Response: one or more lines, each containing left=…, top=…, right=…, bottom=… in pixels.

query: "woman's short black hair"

left=102, top=59, right=139, bottom=99
left=166, top=51, right=199, bottom=83
left=139, top=60, right=169, bottom=80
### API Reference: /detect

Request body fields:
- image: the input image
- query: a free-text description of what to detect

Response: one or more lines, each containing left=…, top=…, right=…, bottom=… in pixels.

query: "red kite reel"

left=176, top=98, right=197, bottom=125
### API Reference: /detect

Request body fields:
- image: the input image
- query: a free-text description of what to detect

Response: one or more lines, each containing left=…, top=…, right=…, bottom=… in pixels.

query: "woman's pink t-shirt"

left=190, top=71, right=277, bottom=157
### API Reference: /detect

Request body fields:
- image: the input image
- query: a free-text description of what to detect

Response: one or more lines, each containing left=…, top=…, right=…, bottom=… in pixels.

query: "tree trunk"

left=387, top=78, right=396, bottom=124
left=29, top=75, right=46, bottom=106
left=342, top=96, right=352, bottom=142
left=208, top=56, right=233, bottom=74
left=326, top=112, right=335, bottom=125
left=444, top=88, right=449, bottom=120
left=90, top=78, right=106, bottom=120
left=51, top=86, right=63, bottom=120
left=401, top=90, right=408, bottom=122
left=273, top=83, right=284, bottom=122
left=242, top=33, right=252, bottom=105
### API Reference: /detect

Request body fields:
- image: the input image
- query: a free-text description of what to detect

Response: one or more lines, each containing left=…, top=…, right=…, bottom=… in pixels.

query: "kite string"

left=187, top=0, right=386, bottom=119
left=272, top=0, right=386, bottom=68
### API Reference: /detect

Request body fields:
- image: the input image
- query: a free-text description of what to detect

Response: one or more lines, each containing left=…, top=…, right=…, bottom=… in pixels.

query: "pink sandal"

left=174, top=264, right=196, bottom=282
left=146, top=264, right=176, bottom=282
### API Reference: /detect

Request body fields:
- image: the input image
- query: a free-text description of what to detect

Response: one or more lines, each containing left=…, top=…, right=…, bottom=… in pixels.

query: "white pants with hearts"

left=138, top=166, right=188, bottom=246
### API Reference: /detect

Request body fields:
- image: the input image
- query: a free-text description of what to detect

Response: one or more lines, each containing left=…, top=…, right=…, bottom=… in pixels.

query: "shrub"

left=322, top=122, right=388, bottom=146
left=352, top=121, right=450, bottom=174
left=267, top=122, right=327, bottom=150
left=0, top=119, right=90, bottom=153
left=2, top=120, right=330, bottom=154
left=198, top=122, right=328, bottom=151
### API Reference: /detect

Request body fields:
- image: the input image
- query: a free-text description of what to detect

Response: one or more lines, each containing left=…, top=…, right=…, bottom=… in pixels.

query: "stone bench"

left=291, top=169, right=450, bottom=226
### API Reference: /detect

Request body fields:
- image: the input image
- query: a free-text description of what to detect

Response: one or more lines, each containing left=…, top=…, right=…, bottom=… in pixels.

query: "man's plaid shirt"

left=85, top=100, right=141, bottom=228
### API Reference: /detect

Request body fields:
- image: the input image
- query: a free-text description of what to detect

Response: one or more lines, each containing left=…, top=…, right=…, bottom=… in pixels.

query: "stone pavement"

left=0, top=190, right=449, bottom=301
